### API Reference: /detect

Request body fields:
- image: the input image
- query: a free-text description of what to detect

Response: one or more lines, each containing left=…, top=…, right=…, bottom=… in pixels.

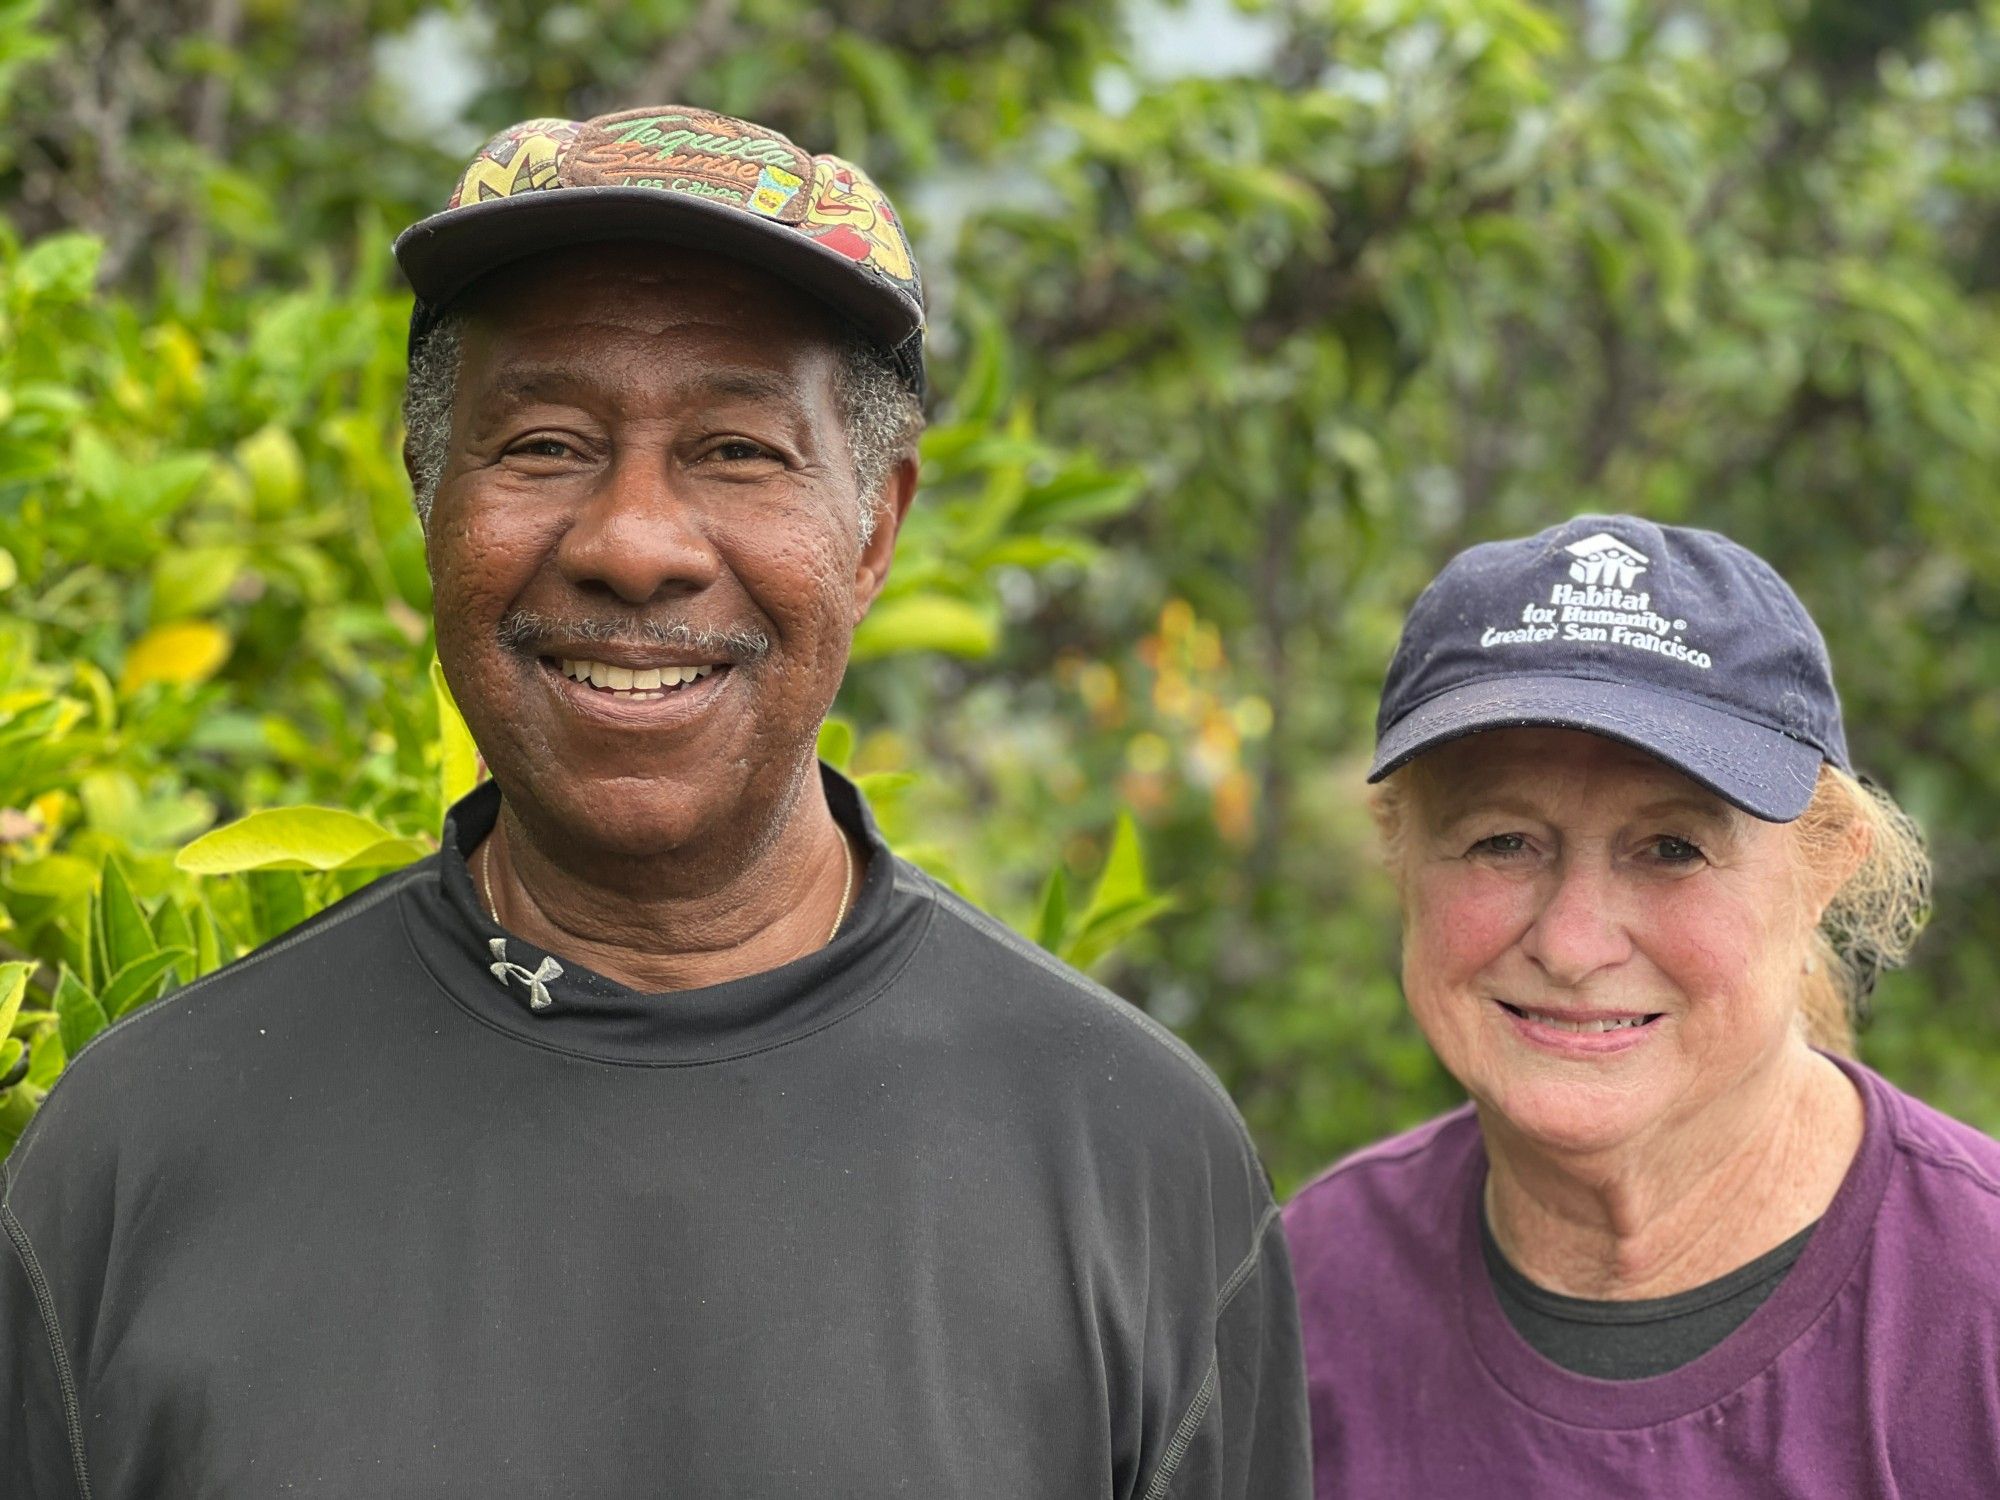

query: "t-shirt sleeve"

left=1145, top=1204, right=1312, bottom=1500
left=2, top=1174, right=83, bottom=1496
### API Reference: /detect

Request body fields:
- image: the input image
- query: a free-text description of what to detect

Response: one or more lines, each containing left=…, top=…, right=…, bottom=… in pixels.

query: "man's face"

left=422, top=242, right=903, bottom=867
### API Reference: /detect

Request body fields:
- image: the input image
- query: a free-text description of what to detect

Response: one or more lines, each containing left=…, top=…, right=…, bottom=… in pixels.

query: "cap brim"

left=1367, top=675, right=1824, bottom=822
left=392, top=187, right=922, bottom=349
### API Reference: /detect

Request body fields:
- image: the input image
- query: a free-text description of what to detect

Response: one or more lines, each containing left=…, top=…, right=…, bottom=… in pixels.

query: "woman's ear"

left=1800, top=812, right=1869, bottom=925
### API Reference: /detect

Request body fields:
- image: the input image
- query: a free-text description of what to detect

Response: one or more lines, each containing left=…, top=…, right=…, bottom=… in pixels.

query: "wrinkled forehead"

left=453, top=240, right=847, bottom=370
left=1408, top=727, right=1734, bottom=825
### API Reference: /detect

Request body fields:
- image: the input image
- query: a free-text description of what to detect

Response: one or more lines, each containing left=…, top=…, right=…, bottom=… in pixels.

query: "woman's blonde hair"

left=1369, top=756, right=1931, bottom=1055
left=1789, top=765, right=1931, bottom=1053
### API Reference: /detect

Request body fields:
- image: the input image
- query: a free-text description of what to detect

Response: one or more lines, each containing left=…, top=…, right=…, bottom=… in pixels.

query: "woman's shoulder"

left=1282, top=1105, right=1482, bottom=1238
left=1848, top=1063, right=2000, bottom=1308
left=1862, top=1064, right=2000, bottom=1213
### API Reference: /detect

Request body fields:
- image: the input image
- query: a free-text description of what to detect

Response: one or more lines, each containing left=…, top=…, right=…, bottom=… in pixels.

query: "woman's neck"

left=1481, top=1046, right=1864, bottom=1300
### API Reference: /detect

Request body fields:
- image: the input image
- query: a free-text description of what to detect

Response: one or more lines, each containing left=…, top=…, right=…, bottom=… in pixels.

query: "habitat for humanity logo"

left=1566, top=533, right=1649, bottom=588
left=1478, top=531, right=1713, bottom=670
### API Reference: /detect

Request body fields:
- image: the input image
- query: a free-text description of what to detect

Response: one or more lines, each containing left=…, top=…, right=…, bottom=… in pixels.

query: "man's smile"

left=556, top=657, right=720, bottom=695
left=535, top=654, right=736, bottom=724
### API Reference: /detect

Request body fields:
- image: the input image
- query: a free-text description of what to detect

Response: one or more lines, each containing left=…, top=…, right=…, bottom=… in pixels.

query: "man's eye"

left=707, top=439, right=772, bottom=463
left=509, top=437, right=576, bottom=459
left=1470, top=833, right=1530, bottom=858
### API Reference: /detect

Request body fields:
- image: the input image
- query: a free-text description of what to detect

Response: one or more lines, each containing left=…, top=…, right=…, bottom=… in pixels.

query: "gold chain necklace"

left=480, top=828, right=856, bottom=946
left=479, top=836, right=502, bottom=925
left=826, top=829, right=856, bottom=944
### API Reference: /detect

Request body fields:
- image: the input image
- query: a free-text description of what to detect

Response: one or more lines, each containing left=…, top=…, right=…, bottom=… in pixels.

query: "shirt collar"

left=398, top=764, right=931, bottom=1066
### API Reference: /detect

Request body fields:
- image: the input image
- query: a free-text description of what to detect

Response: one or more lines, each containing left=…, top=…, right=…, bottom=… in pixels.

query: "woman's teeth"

left=1515, top=1008, right=1655, bottom=1033
left=557, top=659, right=716, bottom=697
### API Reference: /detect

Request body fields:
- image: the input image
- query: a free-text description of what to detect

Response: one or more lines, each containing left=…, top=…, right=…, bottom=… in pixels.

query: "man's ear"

left=853, top=452, right=919, bottom=620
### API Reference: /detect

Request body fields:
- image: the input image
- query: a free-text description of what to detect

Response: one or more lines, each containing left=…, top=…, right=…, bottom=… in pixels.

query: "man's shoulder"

left=5, top=859, right=432, bottom=1185
left=892, top=861, right=1262, bottom=1162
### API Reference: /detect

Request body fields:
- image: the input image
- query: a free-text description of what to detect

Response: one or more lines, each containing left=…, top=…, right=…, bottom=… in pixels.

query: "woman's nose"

left=1517, top=857, right=1633, bottom=987
left=555, top=452, right=723, bottom=605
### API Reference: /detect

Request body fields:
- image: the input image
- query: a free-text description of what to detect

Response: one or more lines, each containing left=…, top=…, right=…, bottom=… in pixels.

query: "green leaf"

left=0, top=1037, right=23, bottom=1085
left=194, top=900, right=226, bottom=975
left=1063, top=895, right=1176, bottom=973
left=1016, top=468, right=1145, bottom=528
left=150, top=545, right=245, bottom=622
left=53, top=967, right=108, bottom=1058
left=14, top=231, right=102, bottom=300
left=945, top=300, right=1011, bottom=425
left=237, top=424, right=304, bottom=512
left=94, top=856, right=156, bottom=978
left=1080, top=812, right=1149, bottom=923
left=1032, top=866, right=1070, bottom=952
left=73, top=431, right=211, bottom=525
left=0, top=960, right=32, bottom=1036
left=973, top=535, right=1102, bottom=570
left=153, top=895, right=196, bottom=959
left=829, top=34, right=935, bottom=170
left=849, top=594, right=999, bottom=662
left=817, top=717, right=856, bottom=772
left=177, top=806, right=429, bottom=873
left=100, top=947, right=192, bottom=1020
left=0, top=1086, right=40, bottom=1156
left=24, top=1024, right=61, bottom=1088
left=430, top=658, right=481, bottom=809
left=244, top=870, right=310, bottom=941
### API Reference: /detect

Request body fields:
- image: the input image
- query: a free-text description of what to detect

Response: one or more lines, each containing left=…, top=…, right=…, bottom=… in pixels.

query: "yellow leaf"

left=120, top=621, right=231, bottom=694
left=429, top=659, right=481, bottom=808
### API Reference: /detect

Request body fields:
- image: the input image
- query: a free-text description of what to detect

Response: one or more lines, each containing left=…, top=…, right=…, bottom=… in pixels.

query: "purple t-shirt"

left=1282, top=1056, right=2000, bottom=1497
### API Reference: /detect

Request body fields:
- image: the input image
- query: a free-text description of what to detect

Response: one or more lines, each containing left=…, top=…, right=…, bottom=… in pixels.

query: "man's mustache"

left=496, top=610, right=771, bottom=663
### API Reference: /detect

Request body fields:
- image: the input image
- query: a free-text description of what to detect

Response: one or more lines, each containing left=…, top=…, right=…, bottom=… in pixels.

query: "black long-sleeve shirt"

left=3, top=773, right=1308, bottom=1497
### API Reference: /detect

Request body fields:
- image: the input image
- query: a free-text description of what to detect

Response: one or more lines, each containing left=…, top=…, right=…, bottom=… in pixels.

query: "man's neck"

left=1481, top=1046, right=1864, bottom=1300
left=473, top=775, right=858, bottom=994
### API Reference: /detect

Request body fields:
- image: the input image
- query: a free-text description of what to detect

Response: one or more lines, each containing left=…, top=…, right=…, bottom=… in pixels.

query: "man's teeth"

left=558, top=659, right=716, bottom=695
left=1520, top=1009, right=1652, bottom=1033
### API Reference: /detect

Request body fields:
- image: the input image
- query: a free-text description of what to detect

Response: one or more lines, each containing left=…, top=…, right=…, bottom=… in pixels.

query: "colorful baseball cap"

left=1369, top=515, right=1850, bottom=821
left=393, top=106, right=926, bottom=397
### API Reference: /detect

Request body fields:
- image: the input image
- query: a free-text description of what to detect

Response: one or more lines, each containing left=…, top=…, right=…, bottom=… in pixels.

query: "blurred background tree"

left=2, top=0, right=1997, bottom=1189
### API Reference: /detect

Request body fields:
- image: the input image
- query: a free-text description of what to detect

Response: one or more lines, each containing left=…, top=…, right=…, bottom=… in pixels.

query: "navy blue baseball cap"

left=1369, top=515, right=1850, bottom=822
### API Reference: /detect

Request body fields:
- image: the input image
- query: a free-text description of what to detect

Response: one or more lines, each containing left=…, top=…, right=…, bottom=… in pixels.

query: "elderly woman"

left=1283, top=516, right=2000, bottom=1495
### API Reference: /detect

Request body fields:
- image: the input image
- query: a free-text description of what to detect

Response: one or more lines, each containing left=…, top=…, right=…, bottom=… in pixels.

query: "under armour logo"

left=488, top=938, right=562, bottom=1010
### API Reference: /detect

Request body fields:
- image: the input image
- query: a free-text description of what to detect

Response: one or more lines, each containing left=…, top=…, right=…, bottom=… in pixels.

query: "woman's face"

left=1396, top=728, right=1818, bottom=1158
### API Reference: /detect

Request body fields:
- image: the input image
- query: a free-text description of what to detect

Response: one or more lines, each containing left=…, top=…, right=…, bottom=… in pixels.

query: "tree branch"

left=627, top=0, right=738, bottom=104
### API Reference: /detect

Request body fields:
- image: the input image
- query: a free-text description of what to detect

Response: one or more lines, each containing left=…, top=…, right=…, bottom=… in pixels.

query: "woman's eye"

left=1470, top=833, right=1530, bottom=858
left=1651, top=836, right=1705, bottom=864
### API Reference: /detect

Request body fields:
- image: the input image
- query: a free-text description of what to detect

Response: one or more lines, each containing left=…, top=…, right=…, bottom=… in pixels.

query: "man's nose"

left=554, top=450, right=723, bottom=605
left=1517, top=856, right=1633, bottom=987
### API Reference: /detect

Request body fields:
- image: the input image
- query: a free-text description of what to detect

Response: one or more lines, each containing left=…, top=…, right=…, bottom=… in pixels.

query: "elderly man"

left=0, top=107, right=1307, bottom=1497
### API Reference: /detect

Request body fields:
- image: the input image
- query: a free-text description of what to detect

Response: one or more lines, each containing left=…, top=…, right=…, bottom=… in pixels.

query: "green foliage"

left=3, top=0, right=2000, bottom=1196
left=0, top=0, right=1173, bottom=1157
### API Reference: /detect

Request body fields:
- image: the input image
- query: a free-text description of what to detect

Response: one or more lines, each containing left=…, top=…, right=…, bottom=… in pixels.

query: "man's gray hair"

left=401, top=312, right=923, bottom=544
